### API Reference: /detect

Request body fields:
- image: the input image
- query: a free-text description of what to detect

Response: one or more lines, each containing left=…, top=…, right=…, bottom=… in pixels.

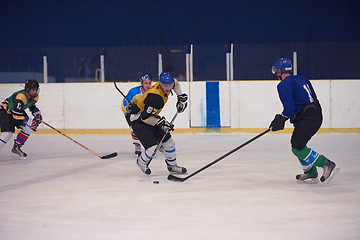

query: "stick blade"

left=101, top=152, right=118, bottom=159
left=167, top=174, right=186, bottom=182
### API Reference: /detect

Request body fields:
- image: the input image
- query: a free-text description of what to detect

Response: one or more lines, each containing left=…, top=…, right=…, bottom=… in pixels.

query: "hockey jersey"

left=277, top=75, right=318, bottom=121
left=1, top=89, right=39, bottom=122
left=121, top=86, right=143, bottom=115
left=132, top=79, right=182, bottom=126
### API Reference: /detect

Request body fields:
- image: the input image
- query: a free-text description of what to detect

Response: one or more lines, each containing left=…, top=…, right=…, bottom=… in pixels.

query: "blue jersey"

left=121, top=86, right=143, bottom=116
left=277, top=75, right=317, bottom=121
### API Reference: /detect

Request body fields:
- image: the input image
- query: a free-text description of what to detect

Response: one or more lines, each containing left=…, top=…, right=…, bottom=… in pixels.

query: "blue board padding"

left=206, top=82, right=220, bottom=127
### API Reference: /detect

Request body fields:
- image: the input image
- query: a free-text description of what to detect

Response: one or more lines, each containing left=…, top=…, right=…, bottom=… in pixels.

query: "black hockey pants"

left=291, top=100, right=323, bottom=150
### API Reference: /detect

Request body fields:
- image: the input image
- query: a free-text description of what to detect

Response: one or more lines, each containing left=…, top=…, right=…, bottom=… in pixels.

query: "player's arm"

left=277, top=84, right=295, bottom=120
left=172, top=78, right=182, bottom=95
left=29, top=104, right=42, bottom=124
left=11, top=94, right=27, bottom=124
left=172, top=78, right=188, bottom=113
left=122, top=88, right=141, bottom=113
left=121, top=90, right=135, bottom=113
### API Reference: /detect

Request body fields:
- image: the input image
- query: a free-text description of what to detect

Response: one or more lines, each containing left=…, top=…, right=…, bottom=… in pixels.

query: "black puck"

left=153, top=181, right=159, bottom=184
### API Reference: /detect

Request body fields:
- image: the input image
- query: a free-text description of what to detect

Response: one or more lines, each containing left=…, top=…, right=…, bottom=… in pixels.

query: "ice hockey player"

left=269, top=58, right=339, bottom=184
left=0, top=79, right=43, bottom=158
left=129, top=72, right=188, bottom=175
left=121, top=73, right=153, bottom=156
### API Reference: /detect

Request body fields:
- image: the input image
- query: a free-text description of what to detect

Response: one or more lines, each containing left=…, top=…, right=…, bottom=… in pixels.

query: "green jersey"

left=1, top=89, right=39, bottom=121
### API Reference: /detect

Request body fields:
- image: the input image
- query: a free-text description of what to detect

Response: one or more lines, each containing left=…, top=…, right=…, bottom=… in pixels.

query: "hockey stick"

left=113, top=79, right=131, bottom=103
left=168, top=128, right=271, bottom=182
left=42, top=121, right=117, bottom=159
left=147, top=111, right=179, bottom=166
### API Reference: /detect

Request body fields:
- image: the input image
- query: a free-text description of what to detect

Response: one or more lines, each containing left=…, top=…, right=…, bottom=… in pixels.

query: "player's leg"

left=12, top=118, right=40, bottom=158
left=0, top=110, right=15, bottom=151
left=0, top=132, right=13, bottom=150
left=130, top=126, right=142, bottom=156
left=126, top=114, right=142, bottom=156
left=161, top=137, right=187, bottom=174
left=291, top=103, right=338, bottom=183
left=132, top=123, right=158, bottom=174
left=291, top=104, right=322, bottom=182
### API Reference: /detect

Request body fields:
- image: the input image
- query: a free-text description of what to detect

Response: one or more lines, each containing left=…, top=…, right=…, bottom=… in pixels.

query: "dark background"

left=1, top=0, right=359, bottom=82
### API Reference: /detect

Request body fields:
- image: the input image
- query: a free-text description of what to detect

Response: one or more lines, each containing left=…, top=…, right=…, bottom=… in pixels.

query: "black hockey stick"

left=168, top=128, right=271, bottom=182
left=147, top=111, right=179, bottom=166
left=113, top=79, right=131, bottom=103
left=43, top=121, right=117, bottom=159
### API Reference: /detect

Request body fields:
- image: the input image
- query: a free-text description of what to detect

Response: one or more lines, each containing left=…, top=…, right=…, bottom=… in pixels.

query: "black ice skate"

left=166, top=160, right=187, bottom=174
left=11, top=140, right=27, bottom=158
left=320, top=160, right=340, bottom=184
left=136, top=157, right=151, bottom=175
left=296, top=172, right=319, bottom=184
left=134, top=143, right=141, bottom=156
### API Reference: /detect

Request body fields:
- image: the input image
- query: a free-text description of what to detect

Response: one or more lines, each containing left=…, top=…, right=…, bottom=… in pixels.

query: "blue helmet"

left=159, top=72, right=174, bottom=85
left=271, top=58, right=293, bottom=74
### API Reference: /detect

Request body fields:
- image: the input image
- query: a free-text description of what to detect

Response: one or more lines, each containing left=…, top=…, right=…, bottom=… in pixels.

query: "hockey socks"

left=136, top=145, right=157, bottom=175
left=15, top=130, right=30, bottom=145
left=292, top=146, right=328, bottom=174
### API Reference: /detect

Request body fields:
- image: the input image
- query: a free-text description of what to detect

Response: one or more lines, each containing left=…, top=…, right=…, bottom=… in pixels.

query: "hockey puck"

left=153, top=181, right=159, bottom=184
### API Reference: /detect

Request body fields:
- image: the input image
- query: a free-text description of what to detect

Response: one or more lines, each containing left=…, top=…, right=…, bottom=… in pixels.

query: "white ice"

left=0, top=132, right=359, bottom=240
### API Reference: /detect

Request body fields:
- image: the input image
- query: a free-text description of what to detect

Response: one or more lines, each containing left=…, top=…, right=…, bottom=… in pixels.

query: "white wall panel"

left=189, top=82, right=206, bottom=127
left=1, top=80, right=359, bottom=130
left=331, top=80, right=360, bottom=128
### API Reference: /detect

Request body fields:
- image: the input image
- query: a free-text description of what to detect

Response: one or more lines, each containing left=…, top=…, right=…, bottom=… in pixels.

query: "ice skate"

left=296, top=172, right=319, bottom=184
left=320, top=160, right=340, bottom=184
left=134, top=143, right=141, bottom=156
left=136, top=157, right=151, bottom=175
left=166, top=160, right=187, bottom=174
left=11, top=140, right=27, bottom=159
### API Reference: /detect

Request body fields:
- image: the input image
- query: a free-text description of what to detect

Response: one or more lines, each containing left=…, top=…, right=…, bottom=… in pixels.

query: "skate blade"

left=10, top=152, right=27, bottom=160
left=322, top=166, right=340, bottom=184
left=296, top=178, right=320, bottom=184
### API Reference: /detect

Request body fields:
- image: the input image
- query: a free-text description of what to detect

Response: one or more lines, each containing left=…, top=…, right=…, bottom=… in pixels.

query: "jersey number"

left=146, top=106, right=158, bottom=115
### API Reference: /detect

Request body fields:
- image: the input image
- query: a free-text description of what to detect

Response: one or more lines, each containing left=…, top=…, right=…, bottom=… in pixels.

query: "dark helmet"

left=25, top=79, right=39, bottom=93
left=139, top=73, right=153, bottom=83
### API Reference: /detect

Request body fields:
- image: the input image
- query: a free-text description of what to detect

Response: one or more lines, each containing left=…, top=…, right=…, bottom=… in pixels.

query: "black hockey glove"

left=270, top=114, right=289, bottom=131
left=126, top=103, right=135, bottom=113
left=176, top=93, right=188, bottom=113
left=156, top=116, right=174, bottom=132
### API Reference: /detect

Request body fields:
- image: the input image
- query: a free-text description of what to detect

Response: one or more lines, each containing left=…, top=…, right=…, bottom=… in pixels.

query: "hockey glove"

left=126, top=103, right=135, bottom=113
left=30, top=119, right=40, bottom=131
left=32, top=108, right=42, bottom=125
left=270, top=114, right=288, bottom=131
left=176, top=93, right=188, bottom=113
left=156, top=116, right=174, bottom=132
left=22, top=117, right=39, bottom=132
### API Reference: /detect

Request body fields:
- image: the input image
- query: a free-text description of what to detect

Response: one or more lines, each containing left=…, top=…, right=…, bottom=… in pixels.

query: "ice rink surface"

left=0, top=132, right=359, bottom=240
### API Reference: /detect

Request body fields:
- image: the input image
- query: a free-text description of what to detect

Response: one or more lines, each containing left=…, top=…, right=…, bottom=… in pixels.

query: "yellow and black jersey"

left=131, top=78, right=182, bottom=126
left=0, top=89, right=38, bottom=122
left=135, top=82, right=169, bottom=126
